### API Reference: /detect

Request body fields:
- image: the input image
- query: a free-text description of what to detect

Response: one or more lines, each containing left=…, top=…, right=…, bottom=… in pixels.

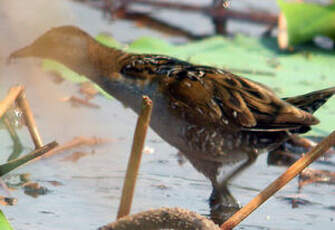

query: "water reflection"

left=0, top=105, right=24, bottom=161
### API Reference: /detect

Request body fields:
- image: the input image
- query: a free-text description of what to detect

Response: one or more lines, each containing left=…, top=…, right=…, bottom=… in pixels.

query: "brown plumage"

left=9, top=26, right=335, bottom=223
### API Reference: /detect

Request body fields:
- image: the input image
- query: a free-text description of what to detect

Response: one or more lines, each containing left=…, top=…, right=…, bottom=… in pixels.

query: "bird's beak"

left=7, top=44, right=36, bottom=65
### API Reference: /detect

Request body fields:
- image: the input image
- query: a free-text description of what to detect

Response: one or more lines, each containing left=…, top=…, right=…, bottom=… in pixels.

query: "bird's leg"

left=209, top=182, right=240, bottom=225
left=209, top=151, right=258, bottom=225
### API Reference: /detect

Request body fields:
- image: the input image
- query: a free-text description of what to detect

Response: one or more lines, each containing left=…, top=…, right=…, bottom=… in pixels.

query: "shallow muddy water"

left=0, top=1, right=335, bottom=229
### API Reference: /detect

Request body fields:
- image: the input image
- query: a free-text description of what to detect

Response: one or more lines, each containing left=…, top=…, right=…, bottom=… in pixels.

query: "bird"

left=9, top=26, right=335, bottom=223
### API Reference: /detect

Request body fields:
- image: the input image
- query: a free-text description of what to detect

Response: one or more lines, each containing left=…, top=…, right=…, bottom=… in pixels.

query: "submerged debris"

left=60, top=95, right=100, bottom=109
left=278, top=195, right=313, bottom=209
left=79, top=82, right=99, bottom=100
left=299, top=168, right=335, bottom=189
left=176, top=151, right=187, bottom=166
left=23, top=182, right=50, bottom=198
left=40, top=136, right=115, bottom=159
left=61, top=150, right=95, bottom=163
left=46, top=180, right=63, bottom=187
left=0, top=196, right=17, bottom=206
left=47, top=70, right=65, bottom=84
left=143, top=146, right=155, bottom=154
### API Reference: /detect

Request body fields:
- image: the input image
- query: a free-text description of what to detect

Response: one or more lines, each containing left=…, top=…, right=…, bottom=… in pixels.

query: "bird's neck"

left=46, top=37, right=159, bottom=114
left=55, top=38, right=147, bottom=113
left=86, top=40, right=125, bottom=77
left=98, top=76, right=158, bottom=114
left=85, top=40, right=160, bottom=114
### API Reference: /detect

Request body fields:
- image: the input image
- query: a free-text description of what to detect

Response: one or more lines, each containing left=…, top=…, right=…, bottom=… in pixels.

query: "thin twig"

left=221, top=131, right=335, bottom=230
left=0, top=86, right=23, bottom=119
left=101, top=207, right=220, bottom=230
left=117, top=96, right=153, bottom=219
left=209, top=7, right=277, bottom=25
left=130, top=0, right=277, bottom=25
left=0, top=141, right=58, bottom=177
left=38, top=136, right=112, bottom=160
left=16, top=91, right=43, bottom=149
left=114, top=9, right=204, bottom=40
left=131, top=0, right=204, bottom=12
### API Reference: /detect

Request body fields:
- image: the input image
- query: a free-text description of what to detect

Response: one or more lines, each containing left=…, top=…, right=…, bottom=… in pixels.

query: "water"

left=0, top=0, right=334, bottom=229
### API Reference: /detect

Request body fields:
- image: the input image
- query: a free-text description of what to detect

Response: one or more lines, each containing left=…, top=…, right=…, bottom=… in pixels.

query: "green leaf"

left=278, top=0, right=335, bottom=47
left=42, top=60, right=113, bottom=99
left=0, top=210, right=14, bottom=230
left=128, top=36, right=175, bottom=54
left=95, top=33, right=123, bottom=48
left=42, top=60, right=87, bottom=83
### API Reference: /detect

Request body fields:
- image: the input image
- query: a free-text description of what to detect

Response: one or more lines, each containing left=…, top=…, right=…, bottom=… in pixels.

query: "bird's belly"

left=149, top=99, right=249, bottom=165
left=148, top=94, right=288, bottom=166
left=179, top=125, right=251, bottom=164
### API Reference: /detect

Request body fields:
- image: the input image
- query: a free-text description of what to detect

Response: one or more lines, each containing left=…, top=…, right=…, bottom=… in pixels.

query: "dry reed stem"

left=117, top=96, right=153, bottom=219
left=0, top=85, right=44, bottom=153
left=221, top=131, right=335, bottom=230
left=101, top=207, right=220, bottom=230
left=16, top=91, right=43, bottom=149
left=0, top=85, right=23, bottom=119
left=278, top=13, right=289, bottom=50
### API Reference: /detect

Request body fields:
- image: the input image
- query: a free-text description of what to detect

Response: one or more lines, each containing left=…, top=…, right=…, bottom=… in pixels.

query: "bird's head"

left=8, top=25, right=101, bottom=79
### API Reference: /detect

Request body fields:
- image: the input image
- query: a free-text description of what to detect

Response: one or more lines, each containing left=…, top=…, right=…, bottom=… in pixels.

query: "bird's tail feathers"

left=283, top=87, right=335, bottom=114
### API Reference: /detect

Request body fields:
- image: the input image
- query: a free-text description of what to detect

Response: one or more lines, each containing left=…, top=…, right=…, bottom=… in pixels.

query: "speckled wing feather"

left=153, top=61, right=319, bottom=131
left=120, top=54, right=192, bottom=81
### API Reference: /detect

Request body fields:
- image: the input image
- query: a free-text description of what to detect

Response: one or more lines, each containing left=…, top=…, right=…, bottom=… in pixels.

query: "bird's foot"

left=209, top=188, right=241, bottom=225
left=209, top=201, right=241, bottom=225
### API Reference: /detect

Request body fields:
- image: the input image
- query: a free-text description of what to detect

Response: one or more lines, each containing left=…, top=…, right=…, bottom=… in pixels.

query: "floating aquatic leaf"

left=0, top=210, right=14, bottom=230
left=278, top=0, right=335, bottom=49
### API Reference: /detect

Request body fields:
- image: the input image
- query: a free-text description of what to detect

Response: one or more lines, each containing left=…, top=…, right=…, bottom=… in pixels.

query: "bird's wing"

left=159, top=65, right=319, bottom=131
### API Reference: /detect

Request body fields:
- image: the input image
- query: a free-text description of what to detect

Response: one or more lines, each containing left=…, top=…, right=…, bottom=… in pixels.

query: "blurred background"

left=0, top=0, right=335, bottom=229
